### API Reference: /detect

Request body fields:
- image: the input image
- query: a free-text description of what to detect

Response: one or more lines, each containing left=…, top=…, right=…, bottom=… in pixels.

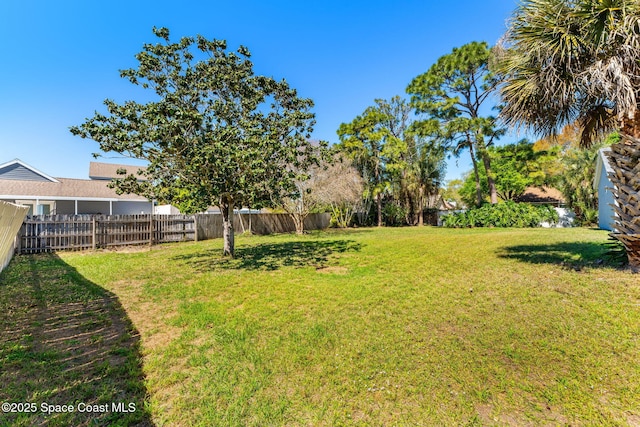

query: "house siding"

left=595, top=148, right=616, bottom=231
left=598, top=173, right=616, bottom=231
left=112, top=201, right=153, bottom=215
left=75, top=201, right=110, bottom=215
left=55, top=200, right=76, bottom=214
left=0, top=163, right=51, bottom=181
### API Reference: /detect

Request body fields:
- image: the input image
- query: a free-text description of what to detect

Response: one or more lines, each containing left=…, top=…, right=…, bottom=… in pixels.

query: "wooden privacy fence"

left=196, top=212, right=330, bottom=240
left=0, top=201, right=29, bottom=272
left=18, top=214, right=195, bottom=253
left=17, top=213, right=330, bottom=254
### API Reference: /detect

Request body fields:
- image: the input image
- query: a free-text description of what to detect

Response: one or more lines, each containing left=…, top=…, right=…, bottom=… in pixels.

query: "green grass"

left=1, top=227, right=639, bottom=426
left=0, top=251, right=152, bottom=426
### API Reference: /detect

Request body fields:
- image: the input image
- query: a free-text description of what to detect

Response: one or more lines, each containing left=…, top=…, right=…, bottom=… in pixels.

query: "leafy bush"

left=382, top=203, right=408, bottom=227
left=574, top=206, right=598, bottom=227
left=327, top=204, right=357, bottom=228
left=442, top=201, right=559, bottom=228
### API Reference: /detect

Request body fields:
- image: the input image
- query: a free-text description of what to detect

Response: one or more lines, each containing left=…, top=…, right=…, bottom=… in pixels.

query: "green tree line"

left=72, top=0, right=640, bottom=268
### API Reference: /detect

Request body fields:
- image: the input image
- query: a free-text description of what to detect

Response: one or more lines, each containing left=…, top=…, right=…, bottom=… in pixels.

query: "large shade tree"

left=493, top=0, right=640, bottom=269
left=71, top=27, right=321, bottom=257
left=407, top=41, right=504, bottom=206
left=337, top=96, right=445, bottom=226
left=374, top=96, right=444, bottom=226
left=337, top=99, right=404, bottom=227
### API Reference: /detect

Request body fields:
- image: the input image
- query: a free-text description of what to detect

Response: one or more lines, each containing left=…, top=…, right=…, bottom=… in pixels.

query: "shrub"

left=382, top=203, right=407, bottom=227
left=442, top=201, right=559, bottom=228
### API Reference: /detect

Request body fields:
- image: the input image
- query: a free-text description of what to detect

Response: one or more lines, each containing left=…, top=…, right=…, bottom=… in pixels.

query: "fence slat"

left=0, top=201, right=29, bottom=271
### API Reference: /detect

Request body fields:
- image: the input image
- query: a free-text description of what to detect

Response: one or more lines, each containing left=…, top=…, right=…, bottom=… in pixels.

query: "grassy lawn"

left=1, top=227, right=639, bottom=426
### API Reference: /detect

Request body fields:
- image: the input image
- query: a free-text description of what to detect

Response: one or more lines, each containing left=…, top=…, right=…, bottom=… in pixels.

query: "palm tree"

left=493, top=0, right=640, bottom=270
left=559, top=145, right=603, bottom=225
left=405, top=141, right=446, bottom=225
left=416, top=143, right=447, bottom=224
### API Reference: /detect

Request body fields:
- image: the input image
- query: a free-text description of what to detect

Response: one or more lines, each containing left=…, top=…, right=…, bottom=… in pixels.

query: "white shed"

left=593, top=148, right=616, bottom=231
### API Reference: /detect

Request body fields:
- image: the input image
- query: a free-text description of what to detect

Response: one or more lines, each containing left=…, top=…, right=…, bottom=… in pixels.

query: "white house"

left=593, top=147, right=616, bottom=231
left=0, top=159, right=153, bottom=215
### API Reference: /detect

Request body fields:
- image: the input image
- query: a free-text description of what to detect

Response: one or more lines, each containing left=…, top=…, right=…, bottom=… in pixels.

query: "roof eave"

left=0, top=195, right=148, bottom=202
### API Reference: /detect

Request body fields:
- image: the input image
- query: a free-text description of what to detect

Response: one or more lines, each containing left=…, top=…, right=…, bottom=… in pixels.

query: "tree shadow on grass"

left=174, top=239, right=362, bottom=272
left=0, top=253, right=153, bottom=426
left=322, top=228, right=375, bottom=235
left=498, top=240, right=624, bottom=270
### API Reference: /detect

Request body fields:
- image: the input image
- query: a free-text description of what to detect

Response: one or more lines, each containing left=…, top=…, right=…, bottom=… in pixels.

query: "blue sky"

left=0, top=0, right=522, bottom=182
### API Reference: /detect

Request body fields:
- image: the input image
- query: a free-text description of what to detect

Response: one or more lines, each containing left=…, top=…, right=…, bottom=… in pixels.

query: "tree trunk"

left=357, top=197, right=371, bottom=226
left=221, top=198, right=235, bottom=257
left=606, top=127, right=640, bottom=271
left=468, top=144, right=483, bottom=207
left=374, top=157, right=383, bottom=227
left=292, top=213, right=305, bottom=235
left=478, top=148, right=498, bottom=205
left=238, top=211, right=246, bottom=233
left=621, top=114, right=640, bottom=137
left=376, top=192, right=383, bottom=227
left=404, top=192, right=414, bottom=226
left=418, top=186, right=425, bottom=226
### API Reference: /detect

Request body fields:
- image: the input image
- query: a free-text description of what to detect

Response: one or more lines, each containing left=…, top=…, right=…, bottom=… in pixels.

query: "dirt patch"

left=315, top=266, right=349, bottom=275
left=143, top=325, right=182, bottom=352
left=475, top=402, right=569, bottom=426
left=628, top=413, right=640, bottom=427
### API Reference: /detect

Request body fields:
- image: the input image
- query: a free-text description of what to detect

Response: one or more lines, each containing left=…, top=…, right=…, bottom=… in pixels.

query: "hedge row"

left=442, top=201, right=559, bottom=228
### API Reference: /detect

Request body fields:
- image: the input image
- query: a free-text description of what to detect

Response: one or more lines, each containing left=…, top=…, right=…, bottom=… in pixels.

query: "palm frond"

left=494, top=0, right=640, bottom=145
left=578, top=104, right=618, bottom=146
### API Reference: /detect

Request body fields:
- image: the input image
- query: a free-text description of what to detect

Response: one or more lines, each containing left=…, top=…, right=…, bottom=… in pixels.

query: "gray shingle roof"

left=0, top=177, right=147, bottom=201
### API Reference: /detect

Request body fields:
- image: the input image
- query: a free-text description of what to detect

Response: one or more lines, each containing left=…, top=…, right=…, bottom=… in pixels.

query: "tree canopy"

left=337, top=98, right=403, bottom=226
left=71, top=27, right=323, bottom=256
left=407, top=41, right=504, bottom=206
left=337, top=96, right=445, bottom=227
left=493, top=0, right=640, bottom=144
left=459, top=140, right=560, bottom=205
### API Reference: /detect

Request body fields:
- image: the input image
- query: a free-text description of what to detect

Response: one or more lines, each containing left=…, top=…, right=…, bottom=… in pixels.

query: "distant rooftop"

left=0, top=159, right=148, bottom=201
left=515, top=186, right=565, bottom=205
left=0, top=177, right=147, bottom=201
left=89, top=162, right=147, bottom=180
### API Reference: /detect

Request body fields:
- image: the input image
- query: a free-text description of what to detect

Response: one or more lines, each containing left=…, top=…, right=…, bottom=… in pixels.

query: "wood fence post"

left=14, top=226, right=22, bottom=254
left=194, top=215, right=199, bottom=242
left=149, top=214, right=154, bottom=247
left=92, top=216, right=96, bottom=251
